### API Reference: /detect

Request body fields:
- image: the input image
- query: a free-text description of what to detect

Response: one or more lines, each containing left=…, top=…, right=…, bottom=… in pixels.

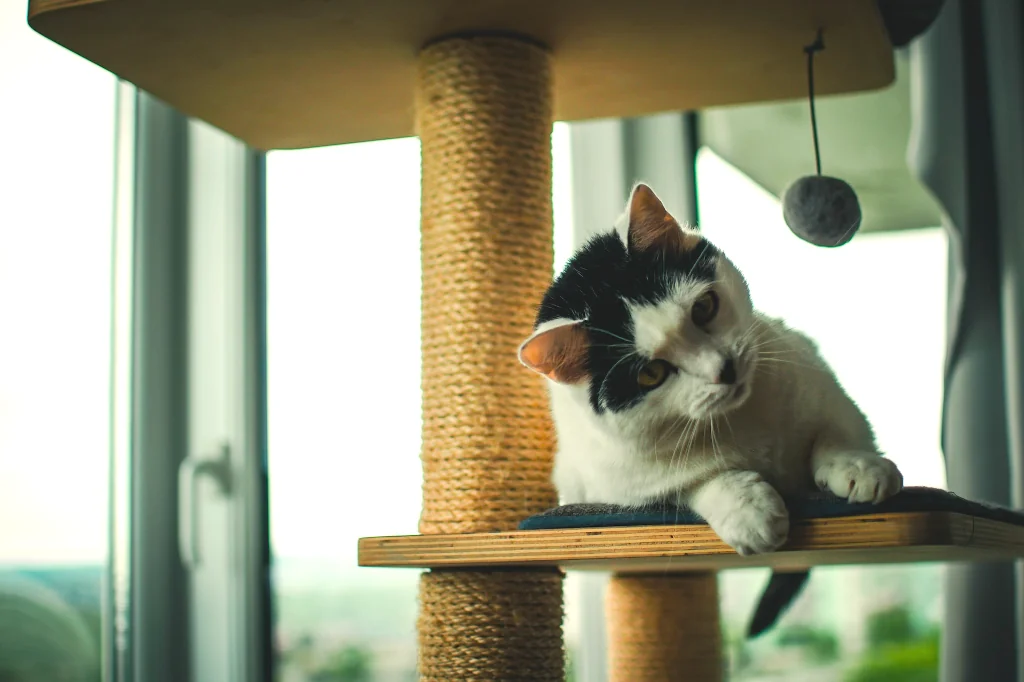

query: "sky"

left=0, top=7, right=946, bottom=570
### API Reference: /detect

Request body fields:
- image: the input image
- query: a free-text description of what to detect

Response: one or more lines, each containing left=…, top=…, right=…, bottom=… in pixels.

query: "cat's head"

left=519, top=183, right=758, bottom=429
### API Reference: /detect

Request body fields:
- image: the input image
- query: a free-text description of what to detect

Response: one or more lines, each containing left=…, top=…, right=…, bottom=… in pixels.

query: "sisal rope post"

left=418, top=570, right=565, bottom=681
left=415, top=35, right=564, bottom=681
left=606, top=574, right=724, bottom=682
left=417, top=34, right=557, bottom=536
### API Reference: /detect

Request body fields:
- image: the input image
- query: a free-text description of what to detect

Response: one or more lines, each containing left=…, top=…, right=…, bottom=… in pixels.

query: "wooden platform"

left=359, top=512, right=1024, bottom=573
left=28, top=0, right=894, bottom=150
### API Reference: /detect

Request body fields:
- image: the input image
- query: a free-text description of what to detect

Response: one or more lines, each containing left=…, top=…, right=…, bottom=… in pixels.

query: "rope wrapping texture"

left=606, top=574, right=724, bottom=682
left=418, top=569, right=565, bottom=682
left=416, top=35, right=558, bottom=535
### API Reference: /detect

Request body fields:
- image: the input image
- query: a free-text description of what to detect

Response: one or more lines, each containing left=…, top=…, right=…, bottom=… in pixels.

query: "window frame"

left=110, top=89, right=272, bottom=682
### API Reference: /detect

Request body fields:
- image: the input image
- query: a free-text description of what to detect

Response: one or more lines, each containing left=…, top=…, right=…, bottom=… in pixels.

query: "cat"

left=518, top=182, right=904, bottom=636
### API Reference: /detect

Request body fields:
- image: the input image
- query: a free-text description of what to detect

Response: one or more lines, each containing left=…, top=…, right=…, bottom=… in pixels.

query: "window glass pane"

left=696, top=148, right=946, bottom=681
left=0, top=8, right=116, bottom=682
left=267, top=124, right=575, bottom=681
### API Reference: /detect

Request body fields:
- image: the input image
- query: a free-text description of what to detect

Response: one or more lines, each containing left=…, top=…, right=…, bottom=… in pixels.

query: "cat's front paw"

left=814, top=451, right=903, bottom=504
left=696, top=471, right=789, bottom=556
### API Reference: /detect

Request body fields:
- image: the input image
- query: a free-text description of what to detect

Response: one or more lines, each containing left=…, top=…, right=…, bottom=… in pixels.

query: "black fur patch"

left=535, top=229, right=718, bottom=412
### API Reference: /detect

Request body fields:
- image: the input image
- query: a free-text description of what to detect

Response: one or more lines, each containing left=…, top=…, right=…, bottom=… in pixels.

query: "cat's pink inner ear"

left=518, top=322, right=590, bottom=384
left=627, top=184, right=700, bottom=255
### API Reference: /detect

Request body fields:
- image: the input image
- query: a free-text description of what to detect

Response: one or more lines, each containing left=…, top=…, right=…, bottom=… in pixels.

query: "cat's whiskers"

left=665, top=420, right=689, bottom=478
left=668, top=415, right=701, bottom=478
left=738, top=326, right=762, bottom=348
left=654, top=412, right=689, bottom=462
left=745, top=327, right=783, bottom=355
left=709, top=416, right=726, bottom=472
left=674, top=418, right=700, bottom=479
left=756, top=348, right=811, bottom=358
left=754, top=364, right=783, bottom=380
left=589, top=343, right=636, bottom=352
left=745, top=337, right=778, bottom=352
left=599, top=351, right=640, bottom=402
left=741, top=325, right=766, bottom=344
left=692, top=419, right=708, bottom=468
left=722, top=412, right=737, bottom=441
left=757, top=355, right=826, bottom=373
left=664, top=415, right=690, bottom=464
left=586, top=326, right=634, bottom=345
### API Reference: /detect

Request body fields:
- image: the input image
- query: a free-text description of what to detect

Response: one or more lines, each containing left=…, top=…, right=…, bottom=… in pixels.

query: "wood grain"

left=358, top=512, right=1024, bottom=573
left=27, top=0, right=894, bottom=150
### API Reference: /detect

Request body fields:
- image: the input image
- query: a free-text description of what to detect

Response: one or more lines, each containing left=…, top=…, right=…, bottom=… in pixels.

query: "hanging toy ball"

left=782, top=175, right=862, bottom=247
left=784, top=29, right=863, bottom=248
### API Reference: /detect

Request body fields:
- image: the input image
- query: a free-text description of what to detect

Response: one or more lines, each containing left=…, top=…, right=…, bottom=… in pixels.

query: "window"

left=265, top=124, right=576, bottom=681
left=696, top=148, right=947, bottom=681
left=0, top=6, right=117, bottom=682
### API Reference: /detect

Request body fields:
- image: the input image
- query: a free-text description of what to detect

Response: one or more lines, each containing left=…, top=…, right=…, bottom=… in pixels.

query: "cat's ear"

left=626, top=183, right=700, bottom=256
left=518, top=320, right=590, bottom=384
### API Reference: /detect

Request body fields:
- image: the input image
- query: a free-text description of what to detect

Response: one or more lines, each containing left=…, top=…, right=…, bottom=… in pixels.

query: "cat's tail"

left=746, top=569, right=811, bottom=638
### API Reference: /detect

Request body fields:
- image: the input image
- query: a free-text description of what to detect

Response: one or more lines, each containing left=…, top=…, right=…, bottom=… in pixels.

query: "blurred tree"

left=311, top=644, right=373, bottom=682
left=776, top=624, right=840, bottom=664
left=866, top=606, right=915, bottom=649
left=565, top=646, right=576, bottom=682
left=846, top=624, right=939, bottom=682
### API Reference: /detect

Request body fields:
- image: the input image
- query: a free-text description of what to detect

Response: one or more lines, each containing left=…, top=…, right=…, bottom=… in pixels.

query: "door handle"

left=178, top=443, right=233, bottom=569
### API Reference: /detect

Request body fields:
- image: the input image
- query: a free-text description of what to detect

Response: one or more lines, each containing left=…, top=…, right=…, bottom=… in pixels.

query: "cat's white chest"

left=548, top=384, right=753, bottom=504
left=553, top=419, right=811, bottom=506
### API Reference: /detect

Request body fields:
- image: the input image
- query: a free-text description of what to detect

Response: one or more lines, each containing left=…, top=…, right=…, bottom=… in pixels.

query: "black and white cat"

left=519, top=183, right=904, bottom=635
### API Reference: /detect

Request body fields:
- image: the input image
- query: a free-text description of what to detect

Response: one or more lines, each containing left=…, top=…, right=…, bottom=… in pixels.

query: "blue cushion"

left=517, top=486, right=1024, bottom=531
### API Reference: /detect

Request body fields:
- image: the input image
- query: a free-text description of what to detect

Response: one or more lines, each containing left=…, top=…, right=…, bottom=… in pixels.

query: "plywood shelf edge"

left=358, top=512, right=1024, bottom=574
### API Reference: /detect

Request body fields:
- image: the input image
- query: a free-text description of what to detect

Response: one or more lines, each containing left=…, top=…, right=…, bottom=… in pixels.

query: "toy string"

left=804, top=29, right=825, bottom=176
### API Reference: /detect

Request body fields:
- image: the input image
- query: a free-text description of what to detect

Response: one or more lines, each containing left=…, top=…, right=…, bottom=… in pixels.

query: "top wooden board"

left=28, top=0, right=895, bottom=150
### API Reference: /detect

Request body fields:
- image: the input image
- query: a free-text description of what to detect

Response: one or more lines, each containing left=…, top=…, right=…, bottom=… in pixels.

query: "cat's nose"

left=717, top=358, right=737, bottom=385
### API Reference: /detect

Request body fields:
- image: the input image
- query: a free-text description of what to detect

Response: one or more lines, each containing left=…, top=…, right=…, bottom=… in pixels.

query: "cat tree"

left=28, top=1, right=1024, bottom=680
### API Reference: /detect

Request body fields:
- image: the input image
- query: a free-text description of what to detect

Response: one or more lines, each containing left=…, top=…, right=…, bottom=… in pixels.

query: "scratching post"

left=417, top=35, right=558, bottom=535
left=415, top=35, right=564, bottom=680
left=418, top=570, right=565, bottom=681
left=607, top=574, right=723, bottom=682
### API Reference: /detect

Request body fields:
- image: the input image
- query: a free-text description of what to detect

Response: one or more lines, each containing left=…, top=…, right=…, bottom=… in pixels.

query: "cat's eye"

left=691, top=290, right=720, bottom=326
left=637, top=359, right=673, bottom=390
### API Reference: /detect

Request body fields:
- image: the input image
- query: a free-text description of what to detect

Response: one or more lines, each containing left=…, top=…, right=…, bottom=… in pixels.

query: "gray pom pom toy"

left=782, top=175, right=862, bottom=247
left=784, top=30, right=862, bottom=248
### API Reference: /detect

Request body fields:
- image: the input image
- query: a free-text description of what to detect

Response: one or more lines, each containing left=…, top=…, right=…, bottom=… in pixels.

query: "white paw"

left=814, top=451, right=903, bottom=504
left=699, top=471, right=789, bottom=556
